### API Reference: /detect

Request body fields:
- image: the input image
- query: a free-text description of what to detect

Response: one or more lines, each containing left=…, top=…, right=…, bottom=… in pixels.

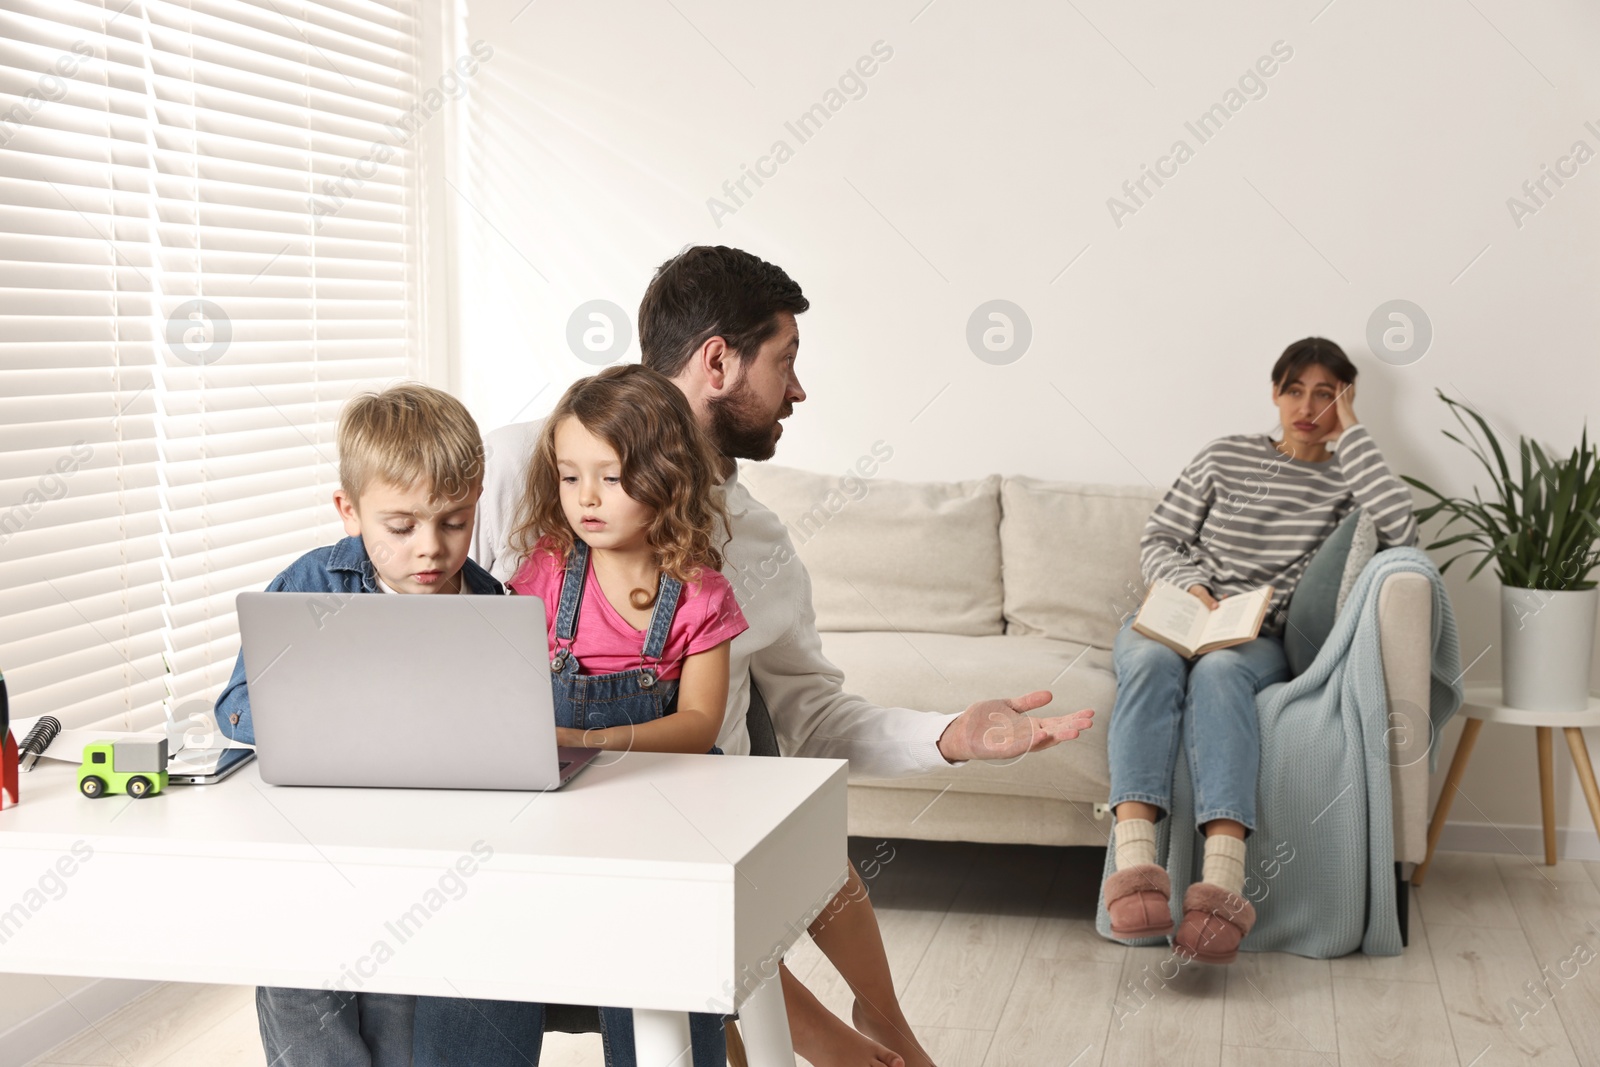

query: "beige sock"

left=1202, top=833, right=1247, bottom=896
left=1113, top=817, right=1157, bottom=870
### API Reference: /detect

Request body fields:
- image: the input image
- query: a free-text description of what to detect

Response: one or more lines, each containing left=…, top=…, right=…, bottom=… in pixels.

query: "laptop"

left=235, top=591, right=599, bottom=790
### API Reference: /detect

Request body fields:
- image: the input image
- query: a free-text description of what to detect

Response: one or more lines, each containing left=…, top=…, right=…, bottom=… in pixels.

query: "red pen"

left=1, top=670, right=18, bottom=809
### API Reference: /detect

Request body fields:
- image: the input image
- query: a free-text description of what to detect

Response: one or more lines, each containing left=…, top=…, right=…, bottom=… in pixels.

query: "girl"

left=413, top=364, right=746, bottom=1067
left=1102, top=337, right=1418, bottom=963
left=511, top=363, right=745, bottom=759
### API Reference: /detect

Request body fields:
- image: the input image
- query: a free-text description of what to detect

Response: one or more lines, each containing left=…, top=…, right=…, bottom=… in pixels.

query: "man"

left=473, top=246, right=1094, bottom=1067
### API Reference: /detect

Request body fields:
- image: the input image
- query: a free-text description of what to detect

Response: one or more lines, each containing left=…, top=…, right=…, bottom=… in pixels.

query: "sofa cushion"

left=1284, top=508, right=1378, bottom=676
left=1337, top=508, right=1380, bottom=614
left=818, top=631, right=1114, bottom=803
left=1000, top=477, right=1164, bottom=650
left=737, top=462, right=1004, bottom=636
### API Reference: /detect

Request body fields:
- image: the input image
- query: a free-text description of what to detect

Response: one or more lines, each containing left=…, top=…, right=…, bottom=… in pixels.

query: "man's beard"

left=706, top=379, right=787, bottom=461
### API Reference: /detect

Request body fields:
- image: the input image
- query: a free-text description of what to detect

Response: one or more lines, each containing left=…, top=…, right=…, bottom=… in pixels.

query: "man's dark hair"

left=1270, top=336, right=1357, bottom=391
left=638, top=246, right=809, bottom=378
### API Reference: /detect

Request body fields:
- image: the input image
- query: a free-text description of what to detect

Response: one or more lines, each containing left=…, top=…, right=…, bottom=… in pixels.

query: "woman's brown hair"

left=1271, top=336, right=1357, bottom=390
left=507, top=364, right=731, bottom=607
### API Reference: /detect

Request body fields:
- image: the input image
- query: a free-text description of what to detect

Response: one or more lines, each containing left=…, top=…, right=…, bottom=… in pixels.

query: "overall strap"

left=639, top=573, right=684, bottom=662
left=553, top=539, right=590, bottom=642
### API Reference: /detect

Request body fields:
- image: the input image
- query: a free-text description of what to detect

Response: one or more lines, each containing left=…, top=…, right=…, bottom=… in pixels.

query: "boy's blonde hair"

left=338, top=382, right=485, bottom=508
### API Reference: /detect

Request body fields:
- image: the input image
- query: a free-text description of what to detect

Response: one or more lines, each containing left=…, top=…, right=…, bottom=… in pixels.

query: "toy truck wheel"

left=127, top=776, right=154, bottom=799
left=80, top=776, right=106, bottom=798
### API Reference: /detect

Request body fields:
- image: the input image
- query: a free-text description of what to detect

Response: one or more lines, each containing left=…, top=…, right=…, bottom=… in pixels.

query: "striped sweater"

left=1140, top=423, right=1419, bottom=637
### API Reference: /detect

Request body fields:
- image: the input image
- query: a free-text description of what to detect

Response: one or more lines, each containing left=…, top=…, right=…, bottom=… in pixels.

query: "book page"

left=1137, top=583, right=1208, bottom=649
left=1199, top=589, right=1268, bottom=644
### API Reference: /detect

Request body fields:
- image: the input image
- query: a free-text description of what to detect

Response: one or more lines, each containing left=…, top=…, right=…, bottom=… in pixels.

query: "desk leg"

left=1414, top=716, right=1483, bottom=887
left=738, top=973, right=796, bottom=1067
left=634, top=1009, right=693, bottom=1067
left=1538, top=726, right=1558, bottom=865
left=1565, top=728, right=1600, bottom=850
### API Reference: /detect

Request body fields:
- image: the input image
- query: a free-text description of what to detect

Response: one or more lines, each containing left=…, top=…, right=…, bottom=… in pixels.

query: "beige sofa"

left=736, top=462, right=1435, bottom=892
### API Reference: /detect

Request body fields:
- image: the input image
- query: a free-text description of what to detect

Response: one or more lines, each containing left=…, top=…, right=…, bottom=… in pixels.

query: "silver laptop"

left=236, top=591, right=598, bottom=790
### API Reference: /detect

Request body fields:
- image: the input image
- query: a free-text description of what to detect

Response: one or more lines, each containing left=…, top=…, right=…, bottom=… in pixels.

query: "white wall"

left=439, top=0, right=1600, bottom=852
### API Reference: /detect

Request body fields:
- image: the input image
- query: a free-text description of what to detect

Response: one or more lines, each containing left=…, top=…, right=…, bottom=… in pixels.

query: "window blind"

left=0, top=0, right=422, bottom=733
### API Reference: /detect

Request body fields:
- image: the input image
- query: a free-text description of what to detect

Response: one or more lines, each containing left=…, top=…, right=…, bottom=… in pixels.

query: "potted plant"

left=1402, top=389, right=1600, bottom=711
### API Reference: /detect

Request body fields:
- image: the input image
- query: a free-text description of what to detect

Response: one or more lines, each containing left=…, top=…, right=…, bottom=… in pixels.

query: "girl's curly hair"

left=507, top=364, right=732, bottom=608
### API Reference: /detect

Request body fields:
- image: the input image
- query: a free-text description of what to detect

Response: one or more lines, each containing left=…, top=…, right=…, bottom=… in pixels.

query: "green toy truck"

left=78, top=738, right=168, bottom=799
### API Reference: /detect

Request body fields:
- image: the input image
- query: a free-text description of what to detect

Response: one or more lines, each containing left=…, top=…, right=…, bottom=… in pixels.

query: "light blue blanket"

left=1095, top=547, right=1463, bottom=958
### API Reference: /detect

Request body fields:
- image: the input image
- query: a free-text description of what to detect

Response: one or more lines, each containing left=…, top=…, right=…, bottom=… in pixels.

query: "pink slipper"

left=1105, top=863, right=1173, bottom=938
left=1173, top=882, right=1257, bottom=963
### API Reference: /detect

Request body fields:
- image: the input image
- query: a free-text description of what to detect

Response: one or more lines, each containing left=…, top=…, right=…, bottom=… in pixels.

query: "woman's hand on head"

left=1317, top=382, right=1358, bottom=445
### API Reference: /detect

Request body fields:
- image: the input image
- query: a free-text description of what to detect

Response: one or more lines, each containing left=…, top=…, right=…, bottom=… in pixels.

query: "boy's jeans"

left=1106, top=613, right=1289, bottom=834
left=595, top=1006, right=727, bottom=1067
left=411, top=997, right=727, bottom=1066
left=255, top=986, right=414, bottom=1067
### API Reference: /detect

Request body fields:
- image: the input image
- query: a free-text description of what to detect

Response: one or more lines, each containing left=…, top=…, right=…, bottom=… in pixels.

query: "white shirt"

left=471, top=419, right=961, bottom=778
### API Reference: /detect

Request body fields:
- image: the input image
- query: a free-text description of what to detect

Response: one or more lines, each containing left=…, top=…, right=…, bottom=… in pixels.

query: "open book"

left=1132, top=581, right=1274, bottom=659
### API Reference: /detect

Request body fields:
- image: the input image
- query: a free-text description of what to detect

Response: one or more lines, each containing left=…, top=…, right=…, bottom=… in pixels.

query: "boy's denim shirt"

left=213, top=535, right=504, bottom=744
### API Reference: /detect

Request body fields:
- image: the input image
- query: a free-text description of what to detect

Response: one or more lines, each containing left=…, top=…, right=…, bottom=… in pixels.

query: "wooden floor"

left=25, top=840, right=1600, bottom=1067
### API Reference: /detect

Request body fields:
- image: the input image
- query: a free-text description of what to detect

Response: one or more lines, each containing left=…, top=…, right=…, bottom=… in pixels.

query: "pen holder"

left=2, top=670, right=17, bottom=809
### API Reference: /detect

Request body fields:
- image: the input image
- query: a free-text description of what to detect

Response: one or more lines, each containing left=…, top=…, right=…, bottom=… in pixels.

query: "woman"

left=1101, top=337, right=1418, bottom=963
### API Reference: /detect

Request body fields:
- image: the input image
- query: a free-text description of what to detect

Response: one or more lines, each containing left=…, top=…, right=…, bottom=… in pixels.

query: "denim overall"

left=551, top=538, right=727, bottom=1066
left=414, top=540, right=729, bottom=1067
left=548, top=539, right=723, bottom=756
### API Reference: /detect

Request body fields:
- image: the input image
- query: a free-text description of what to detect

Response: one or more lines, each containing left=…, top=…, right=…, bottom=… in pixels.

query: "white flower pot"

left=1500, top=586, right=1599, bottom=711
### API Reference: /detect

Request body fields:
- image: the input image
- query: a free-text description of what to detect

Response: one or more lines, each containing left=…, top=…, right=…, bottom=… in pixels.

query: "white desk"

left=0, top=751, right=848, bottom=1066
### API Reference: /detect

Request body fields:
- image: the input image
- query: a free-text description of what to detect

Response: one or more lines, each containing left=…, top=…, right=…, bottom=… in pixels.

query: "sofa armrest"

left=1377, top=570, right=1434, bottom=869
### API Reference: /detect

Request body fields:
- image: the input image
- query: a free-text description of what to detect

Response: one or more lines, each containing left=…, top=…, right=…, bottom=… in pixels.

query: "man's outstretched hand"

left=936, top=690, right=1094, bottom=763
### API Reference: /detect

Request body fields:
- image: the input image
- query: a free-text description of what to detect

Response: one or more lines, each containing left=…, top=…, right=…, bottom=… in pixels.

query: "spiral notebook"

left=15, top=715, right=62, bottom=769
left=10, top=715, right=139, bottom=768
left=9, top=713, right=254, bottom=775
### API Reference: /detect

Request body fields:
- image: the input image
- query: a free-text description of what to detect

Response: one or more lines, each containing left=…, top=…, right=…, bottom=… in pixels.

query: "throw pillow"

left=1336, top=508, right=1379, bottom=616
left=1284, top=508, right=1375, bottom=677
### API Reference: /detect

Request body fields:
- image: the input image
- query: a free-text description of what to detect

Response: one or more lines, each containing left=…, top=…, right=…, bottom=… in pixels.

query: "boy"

left=215, top=381, right=501, bottom=1067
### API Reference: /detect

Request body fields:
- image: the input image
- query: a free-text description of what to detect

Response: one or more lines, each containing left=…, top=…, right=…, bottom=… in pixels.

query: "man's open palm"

left=937, top=690, right=1094, bottom=763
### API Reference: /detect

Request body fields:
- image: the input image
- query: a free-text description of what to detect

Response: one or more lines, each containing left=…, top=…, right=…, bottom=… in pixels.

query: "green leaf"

left=1448, top=395, right=1517, bottom=512
left=1403, top=390, right=1600, bottom=591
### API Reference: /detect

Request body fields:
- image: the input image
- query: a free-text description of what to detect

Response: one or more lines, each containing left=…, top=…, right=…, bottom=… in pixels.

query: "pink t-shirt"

left=508, top=543, right=748, bottom=680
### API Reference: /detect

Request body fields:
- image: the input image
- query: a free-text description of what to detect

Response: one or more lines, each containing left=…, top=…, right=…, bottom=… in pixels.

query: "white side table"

left=1413, top=685, right=1600, bottom=885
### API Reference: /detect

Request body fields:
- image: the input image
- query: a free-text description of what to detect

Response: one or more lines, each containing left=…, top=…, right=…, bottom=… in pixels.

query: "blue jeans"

left=411, top=997, right=726, bottom=1066
left=595, top=1007, right=728, bottom=1067
left=1107, top=613, right=1289, bottom=835
left=413, top=538, right=728, bottom=1066
left=256, top=986, right=415, bottom=1067
left=413, top=998, right=542, bottom=1065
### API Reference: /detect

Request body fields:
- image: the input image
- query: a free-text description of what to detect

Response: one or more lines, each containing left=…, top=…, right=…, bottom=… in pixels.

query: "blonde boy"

left=214, top=382, right=501, bottom=1067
